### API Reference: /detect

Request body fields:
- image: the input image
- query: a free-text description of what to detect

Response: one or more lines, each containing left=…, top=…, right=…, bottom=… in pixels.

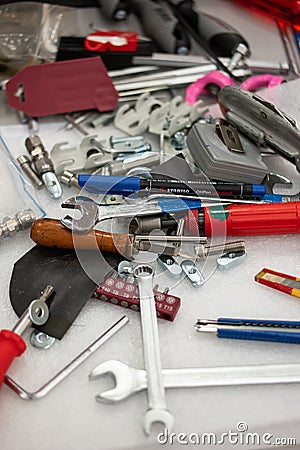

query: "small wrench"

left=90, top=359, right=300, bottom=403
left=134, top=264, right=174, bottom=435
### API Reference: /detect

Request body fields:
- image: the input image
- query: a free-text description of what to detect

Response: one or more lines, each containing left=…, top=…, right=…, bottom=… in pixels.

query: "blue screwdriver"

left=195, top=318, right=300, bottom=344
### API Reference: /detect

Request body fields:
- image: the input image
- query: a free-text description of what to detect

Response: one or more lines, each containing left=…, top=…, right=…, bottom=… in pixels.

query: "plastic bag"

left=0, top=2, right=67, bottom=68
left=0, top=132, right=45, bottom=219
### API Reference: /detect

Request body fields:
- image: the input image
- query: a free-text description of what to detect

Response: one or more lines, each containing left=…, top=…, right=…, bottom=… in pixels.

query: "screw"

left=171, top=131, right=186, bottom=150
left=227, top=43, right=250, bottom=72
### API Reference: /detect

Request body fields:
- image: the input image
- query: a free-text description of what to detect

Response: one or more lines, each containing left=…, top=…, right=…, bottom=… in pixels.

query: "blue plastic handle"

left=217, top=328, right=300, bottom=344
left=157, top=198, right=202, bottom=213
left=218, top=318, right=300, bottom=327
left=78, top=174, right=140, bottom=195
left=262, top=194, right=283, bottom=203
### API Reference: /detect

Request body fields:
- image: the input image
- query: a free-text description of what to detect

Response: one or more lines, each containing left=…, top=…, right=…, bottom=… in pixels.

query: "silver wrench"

left=61, top=196, right=165, bottom=234
left=60, top=196, right=204, bottom=234
left=134, top=264, right=174, bottom=435
left=90, top=359, right=300, bottom=403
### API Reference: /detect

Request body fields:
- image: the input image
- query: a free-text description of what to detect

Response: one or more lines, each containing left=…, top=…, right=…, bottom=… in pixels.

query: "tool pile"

left=0, top=0, right=300, bottom=444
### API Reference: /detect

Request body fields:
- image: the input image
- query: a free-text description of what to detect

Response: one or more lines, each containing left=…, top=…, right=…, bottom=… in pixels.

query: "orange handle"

left=30, top=219, right=133, bottom=258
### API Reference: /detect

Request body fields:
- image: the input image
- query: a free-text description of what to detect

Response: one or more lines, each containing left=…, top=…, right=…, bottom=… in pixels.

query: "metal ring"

left=30, top=330, right=56, bottom=349
left=28, top=300, right=49, bottom=326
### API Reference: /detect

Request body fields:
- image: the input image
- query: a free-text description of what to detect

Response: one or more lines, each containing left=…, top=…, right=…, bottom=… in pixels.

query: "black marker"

left=77, top=174, right=266, bottom=197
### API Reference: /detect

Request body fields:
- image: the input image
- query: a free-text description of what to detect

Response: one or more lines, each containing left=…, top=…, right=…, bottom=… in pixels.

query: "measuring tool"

left=255, top=268, right=300, bottom=298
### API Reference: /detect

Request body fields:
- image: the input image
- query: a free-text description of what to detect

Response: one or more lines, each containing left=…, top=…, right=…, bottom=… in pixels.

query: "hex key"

left=4, top=315, right=129, bottom=400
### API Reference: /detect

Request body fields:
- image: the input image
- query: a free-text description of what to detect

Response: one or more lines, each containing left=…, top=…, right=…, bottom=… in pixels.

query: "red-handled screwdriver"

left=0, top=286, right=53, bottom=387
left=185, top=201, right=300, bottom=236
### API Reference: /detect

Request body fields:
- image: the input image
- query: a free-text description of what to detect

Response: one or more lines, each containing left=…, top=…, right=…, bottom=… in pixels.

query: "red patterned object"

left=94, top=276, right=181, bottom=322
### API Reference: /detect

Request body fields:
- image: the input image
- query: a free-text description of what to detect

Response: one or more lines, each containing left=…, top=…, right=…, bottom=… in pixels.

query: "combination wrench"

left=90, top=359, right=300, bottom=403
left=134, top=264, right=174, bottom=435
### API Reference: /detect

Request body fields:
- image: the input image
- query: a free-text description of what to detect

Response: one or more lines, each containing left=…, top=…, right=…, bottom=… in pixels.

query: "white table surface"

left=1, top=2, right=300, bottom=450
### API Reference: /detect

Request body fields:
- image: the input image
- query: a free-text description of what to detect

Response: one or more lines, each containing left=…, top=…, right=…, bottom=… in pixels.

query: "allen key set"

left=1, top=0, right=300, bottom=446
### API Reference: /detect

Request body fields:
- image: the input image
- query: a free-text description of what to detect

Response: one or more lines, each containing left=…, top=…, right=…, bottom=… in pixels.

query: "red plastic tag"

left=6, top=57, right=119, bottom=117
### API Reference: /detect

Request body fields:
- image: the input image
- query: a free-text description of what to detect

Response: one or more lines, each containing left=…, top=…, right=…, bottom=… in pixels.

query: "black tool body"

left=173, top=0, right=249, bottom=57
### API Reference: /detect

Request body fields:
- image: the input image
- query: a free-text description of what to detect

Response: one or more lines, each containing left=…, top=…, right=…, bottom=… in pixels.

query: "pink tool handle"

left=240, top=74, right=285, bottom=91
left=0, top=330, right=26, bottom=387
left=185, top=71, right=235, bottom=105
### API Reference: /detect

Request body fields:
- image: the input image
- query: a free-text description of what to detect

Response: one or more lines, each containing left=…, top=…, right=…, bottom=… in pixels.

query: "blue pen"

left=77, top=174, right=266, bottom=198
left=195, top=318, right=300, bottom=344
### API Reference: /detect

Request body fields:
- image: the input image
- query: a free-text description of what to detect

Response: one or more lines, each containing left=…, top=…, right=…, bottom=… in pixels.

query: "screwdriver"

left=194, top=317, right=300, bottom=344
left=0, top=286, right=52, bottom=388
left=30, top=218, right=207, bottom=257
left=165, top=0, right=250, bottom=77
left=30, top=198, right=300, bottom=255
left=128, top=0, right=250, bottom=76
left=195, top=318, right=300, bottom=344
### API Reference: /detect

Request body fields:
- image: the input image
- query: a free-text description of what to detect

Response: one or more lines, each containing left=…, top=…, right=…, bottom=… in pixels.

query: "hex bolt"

left=25, top=135, right=62, bottom=199
left=17, top=155, right=43, bottom=189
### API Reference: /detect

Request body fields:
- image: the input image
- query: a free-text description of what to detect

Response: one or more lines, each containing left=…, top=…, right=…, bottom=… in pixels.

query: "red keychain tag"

left=6, top=57, right=119, bottom=117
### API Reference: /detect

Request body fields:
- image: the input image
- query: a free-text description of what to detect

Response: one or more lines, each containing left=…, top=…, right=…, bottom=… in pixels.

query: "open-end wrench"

left=60, top=196, right=203, bottom=234
left=134, top=264, right=174, bottom=435
left=90, top=359, right=300, bottom=403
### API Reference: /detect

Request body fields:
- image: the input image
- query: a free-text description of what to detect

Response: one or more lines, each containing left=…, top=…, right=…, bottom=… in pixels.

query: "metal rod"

left=115, top=65, right=215, bottom=85
left=133, top=53, right=289, bottom=74
left=108, top=66, right=160, bottom=78
left=135, top=235, right=207, bottom=244
left=115, top=73, right=214, bottom=92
